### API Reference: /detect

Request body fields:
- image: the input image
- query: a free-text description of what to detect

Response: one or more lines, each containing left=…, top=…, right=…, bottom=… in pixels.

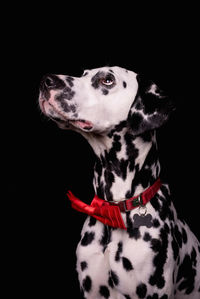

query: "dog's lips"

left=39, top=98, right=46, bottom=114
left=70, top=119, right=94, bottom=131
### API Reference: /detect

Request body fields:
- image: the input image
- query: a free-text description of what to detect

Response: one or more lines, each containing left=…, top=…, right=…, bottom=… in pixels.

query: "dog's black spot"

left=110, top=270, right=119, bottom=286
left=176, top=248, right=197, bottom=294
left=101, top=131, right=131, bottom=196
left=94, top=157, right=103, bottom=177
left=71, top=104, right=76, bottom=113
left=80, top=261, right=88, bottom=271
left=108, top=120, right=127, bottom=137
left=128, top=226, right=141, bottom=240
left=83, top=71, right=88, bottom=76
left=128, top=112, right=144, bottom=133
left=82, top=275, right=92, bottom=292
left=94, top=155, right=105, bottom=199
left=88, top=216, right=97, bottom=227
left=104, top=169, right=114, bottom=201
left=91, top=71, right=105, bottom=89
left=136, top=283, right=147, bottom=298
left=108, top=274, right=114, bottom=288
left=119, top=159, right=129, bottom=180
left=100, top=225, right=111, bottom=251
left=149, top=224, right=169, bottom=289
left=151, top=238, right=162, bottom=252
left=159, top=200, right=172, bottom=221
left=72, top=113, right=78, bottom=118
left=171, top=222, right=190, bottom=262
left=60, top=102, right=75, bottom=113
left=126, top=212, right=141, bottom=239
left=81, top=232, right=95, bottom=246
left=99, top=285, right=110, bottom=298
left=143, top=232, right=152, bottom=242
left=65, top=76, right=74, bottom=87
left=151, top=190, right=174, bottom=222
left=59, top=101, right=76, bottom=113
left=126, top=143, right=160, bottom=197
left=124, top=132, right=138, bottom=172
left=161, top=184, right=170, bottom=198
left=96, top=182, right=104, bottom=199
left=124, top=295, right=131, bottom=299
left=123, top=81, right=127, bottom=88
left=99, top=134, right=130, bottom=183
left=56, top=86, right=75, bottom=102
left=191, top=246, right=197, bottom=266
left=140, top=131, right=153, bottom=142
left=115, top=241, right=123, bottom=261
left=150, top=195, right=161, bottom=211
left=112, top=134, right=121, bottom=151
left=102, top=88, right=109, bottom=95
left=122, top=257, right=134, bottom=271
left=55, top=88, right=76, bottom=113
left=182, top=227, right=188, bottom=244
left=152, top=218, right=160, bottom=228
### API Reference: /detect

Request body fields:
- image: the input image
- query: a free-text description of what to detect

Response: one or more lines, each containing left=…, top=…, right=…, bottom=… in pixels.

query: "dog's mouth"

left=40, top=98, right=94, bottom=132
left=69, top=119, right=94, bottom=131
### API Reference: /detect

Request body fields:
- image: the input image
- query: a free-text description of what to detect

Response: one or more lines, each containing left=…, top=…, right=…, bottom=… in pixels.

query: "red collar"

left=67, top=178, right=161, bottom=230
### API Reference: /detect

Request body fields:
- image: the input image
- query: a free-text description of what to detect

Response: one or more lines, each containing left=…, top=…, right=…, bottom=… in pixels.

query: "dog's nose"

left=44, top=75, right=56, bottom=88
left=40, top=74, right=65, bottom=91
left=40, top=74, right=58, bottom=90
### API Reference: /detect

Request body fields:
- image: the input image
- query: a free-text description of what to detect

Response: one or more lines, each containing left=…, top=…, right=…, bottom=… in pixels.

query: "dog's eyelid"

left=100, top=73, right=116, bottom=85
left=101, top=76, right=115, bottom=86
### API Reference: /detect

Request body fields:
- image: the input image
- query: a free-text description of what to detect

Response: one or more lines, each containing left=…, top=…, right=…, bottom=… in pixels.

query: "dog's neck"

left=84, top=128, right=160, bottom=202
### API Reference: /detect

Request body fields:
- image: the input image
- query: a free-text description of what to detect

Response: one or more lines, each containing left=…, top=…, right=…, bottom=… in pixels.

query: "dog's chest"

left=76, top=187, right=200, bottom=298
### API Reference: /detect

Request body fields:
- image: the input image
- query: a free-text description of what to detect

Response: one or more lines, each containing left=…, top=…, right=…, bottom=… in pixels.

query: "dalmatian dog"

left=39, top=66, right=200, bottom=299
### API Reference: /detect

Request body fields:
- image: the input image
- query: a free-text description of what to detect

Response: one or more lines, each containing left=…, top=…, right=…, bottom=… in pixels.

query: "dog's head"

left=39, top=66, right=174, bottom=135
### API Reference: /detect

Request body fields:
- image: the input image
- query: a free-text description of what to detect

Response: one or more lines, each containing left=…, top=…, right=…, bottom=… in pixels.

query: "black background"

left=5, top=3, right=200, bottom=298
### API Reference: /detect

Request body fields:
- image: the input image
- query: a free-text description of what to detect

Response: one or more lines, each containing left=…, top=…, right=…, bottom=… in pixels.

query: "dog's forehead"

left=83, top=66, right=131, bottom=77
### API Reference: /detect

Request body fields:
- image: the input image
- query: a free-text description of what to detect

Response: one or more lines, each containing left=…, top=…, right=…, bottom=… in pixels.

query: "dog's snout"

left=40, top=74, right=66, bottom=92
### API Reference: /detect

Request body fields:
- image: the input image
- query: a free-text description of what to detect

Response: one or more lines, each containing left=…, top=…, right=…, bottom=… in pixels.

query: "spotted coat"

left=39, top=66, right=200, bottom=298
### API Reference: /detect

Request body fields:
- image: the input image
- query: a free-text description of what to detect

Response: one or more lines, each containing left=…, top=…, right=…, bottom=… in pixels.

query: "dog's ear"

left=127, top=74, right=175, bottom=135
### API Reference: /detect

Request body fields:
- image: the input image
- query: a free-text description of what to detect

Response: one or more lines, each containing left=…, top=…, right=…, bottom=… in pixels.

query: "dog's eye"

left=101, top=76, right=114, bottom=86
